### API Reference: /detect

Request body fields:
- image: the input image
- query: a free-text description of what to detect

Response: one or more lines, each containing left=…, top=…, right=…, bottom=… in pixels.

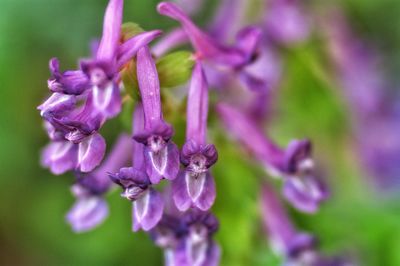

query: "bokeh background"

left=1, top=0, right=400, bottom=265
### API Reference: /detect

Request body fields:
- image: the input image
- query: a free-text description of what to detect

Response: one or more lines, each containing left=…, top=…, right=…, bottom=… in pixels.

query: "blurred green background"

left=1, top=0, right=400, bottom=265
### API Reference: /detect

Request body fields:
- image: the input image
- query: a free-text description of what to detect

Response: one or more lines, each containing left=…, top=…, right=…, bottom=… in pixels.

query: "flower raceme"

left=38, top=0, right=337, bottom=265
left=39, top=0, right=162, bottom=173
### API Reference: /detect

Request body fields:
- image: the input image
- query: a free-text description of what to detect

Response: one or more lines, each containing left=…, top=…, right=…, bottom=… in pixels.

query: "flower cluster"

left=38, top=0, right=361, bottom=265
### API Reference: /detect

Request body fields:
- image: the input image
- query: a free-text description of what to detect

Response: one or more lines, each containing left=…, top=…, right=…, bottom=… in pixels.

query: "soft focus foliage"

left=1, top=0, right=400, bottom=265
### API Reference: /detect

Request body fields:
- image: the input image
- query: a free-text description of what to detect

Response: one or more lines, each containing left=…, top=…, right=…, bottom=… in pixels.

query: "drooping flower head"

left=110, top=104, right=164, bottom=231
left=133, top=46, right=180, bottom=184
left=260, top=183, right=352, bottom=266
left=66, top=134, right=132, bottom=232
left=173, top=62, right=217, bottom=212
left=217, top=103, right=328, bottom=213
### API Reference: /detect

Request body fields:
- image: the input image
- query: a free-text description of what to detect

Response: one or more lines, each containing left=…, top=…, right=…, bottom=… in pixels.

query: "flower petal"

left=77, top=133, right=106, bottom=172
left=91, top=81, right=121, bottom=118
left=66, top=196, right=108, bottom=233
left=133, top=188, right=164, bottom=231
left=145, top=141, right=180, bottom=184
left=193, top=171, right=216, bottom=211
left=172, top=170, right=192, bottom=211
left=41, top=140, right=77, bottom=175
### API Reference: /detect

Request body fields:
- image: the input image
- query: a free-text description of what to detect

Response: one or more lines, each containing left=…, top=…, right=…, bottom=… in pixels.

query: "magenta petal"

left=172, top=171, right=192, bottom=211
left=194, top=172, right=216, bottom=211
left=91, top=81, right=121, bottom=118
left=145, top=142, right=180, bottom=184
left=77, top=133, right=106, bottom=172
left=96, top=0, right=123, bottom=61
left=117, top=30, right=163, bottom=68
left=41, top=141, right=77, bottom=175
left=133, top=188, right=164, bottom=231
left=66, top=196, right=108, bottom=233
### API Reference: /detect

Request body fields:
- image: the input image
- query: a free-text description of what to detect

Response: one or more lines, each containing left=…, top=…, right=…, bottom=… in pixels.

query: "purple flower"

left=260, top=183, right=352, bottom=266
left=217, top=103, right=328, bottom=213
left=133, top=46, right=180, bottom=184
left=172, top=62, right=217, bottom=211
left=157, top=1, right=261, bottom=68
left=66, top=134, right=132, bottom=232
left=152, top=210, right=220, bottom=266
left=41, top=132, right=106, bottom=174
left=110, top=104, right=164, bottom=231
left=264, top=0, right=311, bottom=45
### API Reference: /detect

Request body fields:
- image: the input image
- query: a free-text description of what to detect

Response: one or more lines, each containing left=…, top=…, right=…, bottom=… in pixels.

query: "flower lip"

left=109, top=167, right=151, bottom=200
left=80, top=60, right=116, bottom=87
left=133, top=121, right=174, bottom=145
left=283, top=139, right=313, bottom=175
left=180, top=140, right=218, bottom=170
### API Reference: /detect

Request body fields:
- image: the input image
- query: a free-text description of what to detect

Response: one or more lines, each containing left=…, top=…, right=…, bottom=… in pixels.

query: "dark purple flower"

left=66, top=134, right=132, bottom=232
left=157, top=2, right=261, bottom=68
left=152, top=210, right=220, bottom=266
left=217, top=103, right=328, bottom=213
left=172, top=62, right=217, bottom=211
left=110, top=105, right=164, bottom=231
left=133, top=46, right=180, bottom=184
left=264, top=0, right=311, bottom=45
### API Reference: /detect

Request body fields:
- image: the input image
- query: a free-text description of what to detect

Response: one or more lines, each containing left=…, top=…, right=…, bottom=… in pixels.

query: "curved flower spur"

left=133, top=46, right=180, bottom=183
left=217, top=103, right=328, bottom=213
